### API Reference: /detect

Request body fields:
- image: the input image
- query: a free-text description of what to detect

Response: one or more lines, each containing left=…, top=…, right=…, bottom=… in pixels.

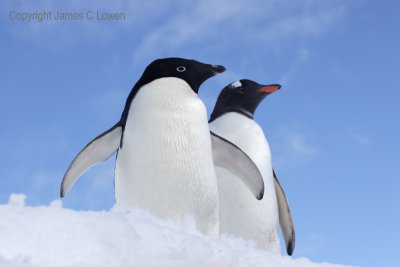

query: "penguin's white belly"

left=114, top=78, right=218, bottom=235
left=209, top=112, right=280, bottom=253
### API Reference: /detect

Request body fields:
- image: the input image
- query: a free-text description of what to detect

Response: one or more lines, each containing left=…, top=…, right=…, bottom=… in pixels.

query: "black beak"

left=211, top=65, right=226, bottom=74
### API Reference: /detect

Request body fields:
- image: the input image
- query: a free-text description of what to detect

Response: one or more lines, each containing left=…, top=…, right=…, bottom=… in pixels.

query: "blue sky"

left=0, top=0, right=399, bottom=266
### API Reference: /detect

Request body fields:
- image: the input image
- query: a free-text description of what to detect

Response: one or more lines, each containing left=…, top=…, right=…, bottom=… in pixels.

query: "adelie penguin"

left=209, top=79, right=295, bottom=254
left=60, top=58, right=265, bottom=236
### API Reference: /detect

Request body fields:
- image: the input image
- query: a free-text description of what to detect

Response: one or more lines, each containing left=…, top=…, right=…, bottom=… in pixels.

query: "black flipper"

left=273, top=169, right=295, bottom=255
left=60, top=124, right=122, bottom=197
left=211, top=131, right=265, bottom=200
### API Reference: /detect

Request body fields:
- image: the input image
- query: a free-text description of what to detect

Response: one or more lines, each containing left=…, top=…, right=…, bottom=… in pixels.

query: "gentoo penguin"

left=209, top=79, right=295, bottom=254
left=60, top=58, right=265, bottom=236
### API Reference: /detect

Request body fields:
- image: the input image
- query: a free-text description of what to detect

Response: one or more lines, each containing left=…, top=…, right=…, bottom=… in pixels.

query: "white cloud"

left=290, top=133, right=318, bottom=156
left=3, top=1, right=347, bottom=53
left=345, top=129, right=372, bottom=147
left=279, top=47, right=311, bottom=85
left=2, top=0, right=349, bottom=67
left=132, top=0, right=347, bottom=64
left=269, top=124, right=318, bottom=169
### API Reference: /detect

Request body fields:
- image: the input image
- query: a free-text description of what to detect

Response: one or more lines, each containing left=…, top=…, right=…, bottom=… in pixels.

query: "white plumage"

left=209, top=112, right=280, bottom=253
left=115, top=77, right=219, bottom=236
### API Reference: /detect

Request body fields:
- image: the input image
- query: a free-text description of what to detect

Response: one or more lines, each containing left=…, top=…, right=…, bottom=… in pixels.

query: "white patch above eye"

left=176, top=66, right=186, bottom=72
left=230, top=80, right=242, bottom=88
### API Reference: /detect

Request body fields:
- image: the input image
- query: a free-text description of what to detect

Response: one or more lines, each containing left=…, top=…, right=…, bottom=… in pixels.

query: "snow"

left=0, top=194, right=355, bottom=267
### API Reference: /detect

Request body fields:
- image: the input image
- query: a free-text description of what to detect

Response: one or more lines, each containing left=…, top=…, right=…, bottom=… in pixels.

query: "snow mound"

left=0, top=194, right=354, bottom=267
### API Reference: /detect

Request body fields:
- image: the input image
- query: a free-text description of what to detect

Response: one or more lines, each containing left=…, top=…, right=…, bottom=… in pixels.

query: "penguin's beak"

left=211, top=65, right=226, bottom=75
left=258, top=84, right=281, bottom=93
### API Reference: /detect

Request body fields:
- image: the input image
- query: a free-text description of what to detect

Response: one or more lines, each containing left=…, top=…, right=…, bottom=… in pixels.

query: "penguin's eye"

left=237, top=87, right=245, bottom=94
left=176, top=66, right=186, bottom=72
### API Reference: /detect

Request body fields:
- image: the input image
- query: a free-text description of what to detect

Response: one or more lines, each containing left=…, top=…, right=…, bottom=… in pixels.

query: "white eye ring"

left=176, top=66, right=186, bottom=72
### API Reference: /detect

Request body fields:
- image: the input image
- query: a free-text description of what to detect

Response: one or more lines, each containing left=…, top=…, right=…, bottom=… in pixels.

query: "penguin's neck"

left=122, top=77, right=211, bottom=155
left=132, top=77, right=198, bottom=111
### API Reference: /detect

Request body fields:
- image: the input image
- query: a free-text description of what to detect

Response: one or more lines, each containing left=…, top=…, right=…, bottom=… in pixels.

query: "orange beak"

left=258, top=84, right=281, bottom=93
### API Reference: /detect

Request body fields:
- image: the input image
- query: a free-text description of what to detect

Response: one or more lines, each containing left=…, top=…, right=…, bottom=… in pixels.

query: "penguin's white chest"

left=114, top=78, right=218, bottom=235
left=209, top=112, right=280, bottom=253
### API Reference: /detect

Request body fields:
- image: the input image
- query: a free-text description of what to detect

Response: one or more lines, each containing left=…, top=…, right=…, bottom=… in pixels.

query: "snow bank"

left=0, top=194, right=353, bottom=267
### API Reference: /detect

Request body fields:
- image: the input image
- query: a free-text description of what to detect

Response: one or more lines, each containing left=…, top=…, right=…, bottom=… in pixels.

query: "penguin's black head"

left=119, top=58, right=225, bottom=135
left=135, top=57, right=226, bottom=94
left=209, top=79, right=281, bottom=122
